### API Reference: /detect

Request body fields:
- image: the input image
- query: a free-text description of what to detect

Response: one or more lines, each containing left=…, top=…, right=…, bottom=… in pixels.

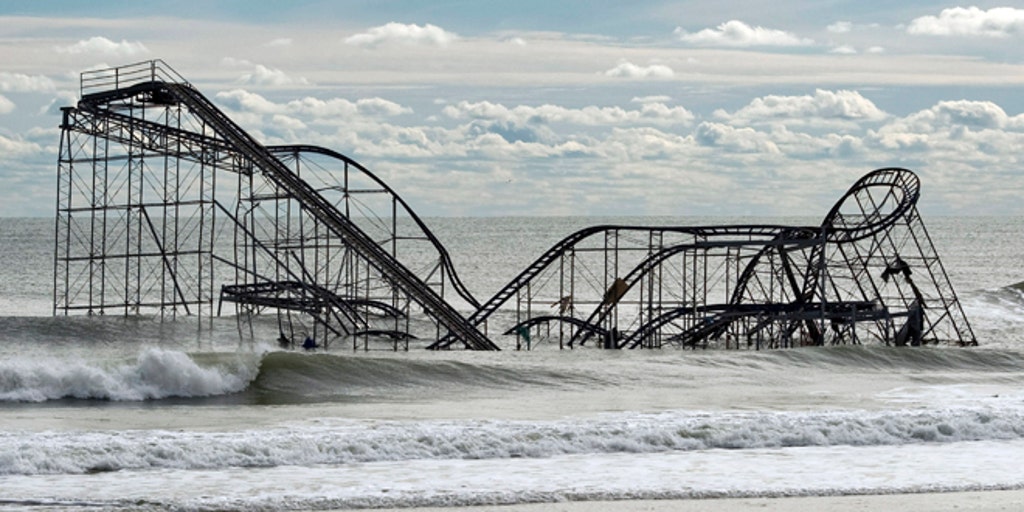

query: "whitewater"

left=2, top=216, right=1024, bottom=511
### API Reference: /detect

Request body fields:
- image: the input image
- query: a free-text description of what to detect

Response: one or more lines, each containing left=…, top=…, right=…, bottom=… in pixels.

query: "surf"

left=0, top=348, right=259, bottom=402
left=5, top=405, right=1024, bottom=476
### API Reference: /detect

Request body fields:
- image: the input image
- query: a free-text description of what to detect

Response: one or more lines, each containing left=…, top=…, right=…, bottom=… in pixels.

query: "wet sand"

left=371, top=490, right=1024, bottom=511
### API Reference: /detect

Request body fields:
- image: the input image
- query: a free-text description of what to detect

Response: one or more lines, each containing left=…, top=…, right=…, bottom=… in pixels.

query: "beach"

left=373, top=490, right=1024, bottom=512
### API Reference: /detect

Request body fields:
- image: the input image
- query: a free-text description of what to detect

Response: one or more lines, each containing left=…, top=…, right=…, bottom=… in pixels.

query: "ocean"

left=2, top=215, right=1024, bottom=510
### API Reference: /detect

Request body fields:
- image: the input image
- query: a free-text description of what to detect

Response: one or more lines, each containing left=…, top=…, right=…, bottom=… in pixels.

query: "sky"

left=1, top=1, right=1024, bottom=217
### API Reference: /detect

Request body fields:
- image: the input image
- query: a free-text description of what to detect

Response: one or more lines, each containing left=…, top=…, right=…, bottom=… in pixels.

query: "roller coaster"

left=53, top=60, right=977, bottom=350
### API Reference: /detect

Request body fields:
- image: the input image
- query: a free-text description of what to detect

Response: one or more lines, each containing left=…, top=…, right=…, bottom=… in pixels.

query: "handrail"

left=80, top=59, right=188, bottom=96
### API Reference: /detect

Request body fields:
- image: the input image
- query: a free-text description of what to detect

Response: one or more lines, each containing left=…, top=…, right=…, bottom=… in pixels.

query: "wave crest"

left=0, top=348, right=259, bottom=402
left=5, top=407, right=1024, bottom=475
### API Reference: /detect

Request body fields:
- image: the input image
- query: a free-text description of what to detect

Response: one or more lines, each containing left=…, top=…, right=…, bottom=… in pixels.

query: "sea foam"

left=4, top=405, right=1024, bottom=475
left=0, top=348, right=258, bottom=402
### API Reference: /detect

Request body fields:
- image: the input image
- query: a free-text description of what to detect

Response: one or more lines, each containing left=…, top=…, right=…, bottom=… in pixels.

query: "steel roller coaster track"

left=53, top=60, right=977, bottom=350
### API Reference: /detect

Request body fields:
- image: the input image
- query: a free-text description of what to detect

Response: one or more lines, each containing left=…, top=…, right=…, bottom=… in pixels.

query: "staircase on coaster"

left=53, top=60, right=496, bottom=350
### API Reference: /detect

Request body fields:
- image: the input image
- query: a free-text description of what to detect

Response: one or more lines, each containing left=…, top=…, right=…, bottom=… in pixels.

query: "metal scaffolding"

left=54, top=60, right=491, bottom=350
left=53, top=60, right=977, bottom=350
left=452, top=168, right=977, bottom=350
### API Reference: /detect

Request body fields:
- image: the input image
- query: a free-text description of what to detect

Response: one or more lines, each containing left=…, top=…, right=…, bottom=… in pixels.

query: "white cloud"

left=754, top=125, right=867, bottom=159
left=344, top=22, right=457, bottom=47
left=443, top=100, right=694, bottom=126
left=0, top=72, right=56, bottom=92
left=0, top=94, right=14, bottom=114
left=266, top=38, right=293, bottom=47
left=675, top=20, right=813, bottom=47
left=40, top=91, right=79, bottom=115
left=721, top=89, right=888, bottom=123
left=830, top=45, right=857, bottom=55
left=284, top=96, right=358, bottom=118
left=694, top=122, right=781, bottom=153
left=604, top=61, right=674, bottom=78
left=222, top=59, right=309, bottom=87
left=270, top=114, right=306, bottom=132
left=932, top=99, right=1017, bottom=128
left=907, top=6, right=1024, bottom=37
left=354, top=98, right=413, bottom=117
left=602, top=127, right=696, bottom=161
left=898, top=100, right=1016, bottom=131
left=239, top=65, right=309, bottom=86
left=827, top=21, right=853, bottom=34
left=215, top=89, right=285, bottom=115
left=631, top=95, right=673, bottom=104
left=56, top=36, right=149, bottom=57
left=215, top=90, right=411, bottom=120
left=221, top=57, right=252, bottom=67
left=866, top=46, right=886, bottom=54
left=0, top=134, right=41, bottom=157
left=868, top=100, right=1024, bottom=158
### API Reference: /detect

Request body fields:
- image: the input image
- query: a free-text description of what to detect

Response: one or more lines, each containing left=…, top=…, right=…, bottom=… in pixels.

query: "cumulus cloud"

left=0, top=94, right=14, bottom=114
left=442, top=100, right=694, bottom=126
left=266, top=38, right=293, bottom=47
left=908, top=6, right=1024, bottom=37
left=40, top=91, right=79, bottom=115
left=344, top=22, right=457, bottom=47
left=216, top=89, right=283, bottom=115
left=0, top=72, right=56, bottom=93
left=604, top=61, right=675, bottom=78
left=632, top=95, right=673, bottom=104
left=827, top=21, right=853, bottom=34
left=215, top=90, right=411, bottom=119
left=867, top=99, right=1024, bottom=159
left=0, top=134, right=41, bottom=157
left=890, top=100, right=1018, bottom=132
left=695, top=122, right=780, bottom=153
left=467, top=120, right=551, bottom=145
left=930, top=99, right=1018, bottom=128
left=56, top=36, right=149, bottom=57
left=240, top=65, right=309, bottom=86
left=221, top=58, right=309, bottom=87
left=354, top=97, right=413, bottom=116
left=196, top=84, right=1024, bottom=216
left=603, top=127, right=696, bottom=161
left=830, top=45, right=857, bottom=55
left=270, top=114, right=306, bottom=132
left=720, top=89, right=888, bottom=123
left=675, top=20, right=813, bottom=47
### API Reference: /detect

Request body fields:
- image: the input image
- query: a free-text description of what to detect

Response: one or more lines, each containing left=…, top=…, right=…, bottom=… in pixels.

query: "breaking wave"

left=4, top=406, right=1024, bottom=476
left=0, top=348, right=259, bottom=402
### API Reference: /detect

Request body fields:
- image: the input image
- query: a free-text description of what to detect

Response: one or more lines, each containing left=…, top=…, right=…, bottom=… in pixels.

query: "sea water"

left=2, top=216, right=1024, bottom=510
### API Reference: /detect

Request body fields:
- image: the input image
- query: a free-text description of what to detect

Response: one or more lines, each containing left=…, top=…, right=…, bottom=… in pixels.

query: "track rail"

left=76, top=78, right=497, bottom=350
left=428, top=224, right=816, bottom=349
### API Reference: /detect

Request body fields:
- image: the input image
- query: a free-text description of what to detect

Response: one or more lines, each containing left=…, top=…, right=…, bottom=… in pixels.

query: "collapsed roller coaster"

left=53, top=60, right=977, bottom=350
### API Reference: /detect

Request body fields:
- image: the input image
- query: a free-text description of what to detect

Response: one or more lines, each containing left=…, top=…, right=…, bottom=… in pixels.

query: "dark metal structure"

left=53, top=60, right=492, bottom=350
left=462, top=167, right=976, bottom=350
left=53, top=60, right=977, bottom=350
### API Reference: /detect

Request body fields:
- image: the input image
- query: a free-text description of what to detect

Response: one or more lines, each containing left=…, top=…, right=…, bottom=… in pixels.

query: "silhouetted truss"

left=479, top=168, right=976, bottom=349
left=53, top=60, right=976, bottom=350
left=54, top=60, right=491, bottom=350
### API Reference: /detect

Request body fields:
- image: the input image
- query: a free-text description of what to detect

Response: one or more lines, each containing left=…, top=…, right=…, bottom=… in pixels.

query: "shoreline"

left=368, top=489, right=1024, bottom=512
